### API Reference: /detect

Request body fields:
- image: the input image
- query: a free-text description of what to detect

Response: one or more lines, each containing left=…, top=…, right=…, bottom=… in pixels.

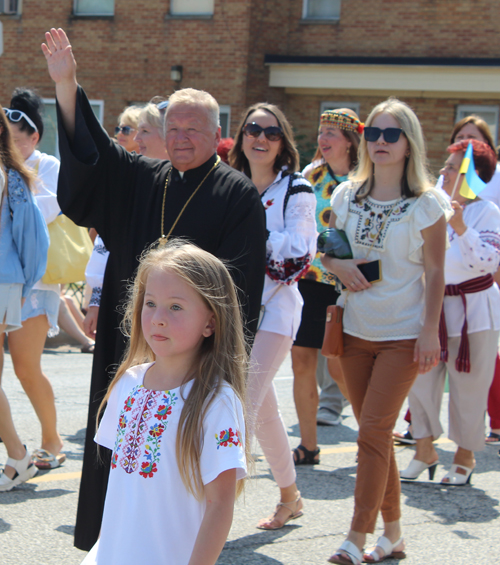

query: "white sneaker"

left=317, top=407, right=342, bottom=426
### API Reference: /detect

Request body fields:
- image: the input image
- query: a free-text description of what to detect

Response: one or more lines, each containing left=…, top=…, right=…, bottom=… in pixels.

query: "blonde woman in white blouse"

left=229, top=103, right=317, bottom=530
left=403, top=139, right=500, bottom=486
left=321, top=99, right=450, bottom=564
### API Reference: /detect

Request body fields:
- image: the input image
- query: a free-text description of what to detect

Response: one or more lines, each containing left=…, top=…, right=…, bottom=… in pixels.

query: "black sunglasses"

left=364, top=127, right=403, bottom=143
left=114, top=125, right=136, bottom=136
left=243, top=122, right=284, bottom=142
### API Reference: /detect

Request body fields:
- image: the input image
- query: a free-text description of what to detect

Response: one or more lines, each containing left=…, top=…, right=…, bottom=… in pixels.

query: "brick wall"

left=284, top=92, right=500, bottom=176
left=0, top=0, right=499, bottom=169
left=0, top=0, right=254, bottom=134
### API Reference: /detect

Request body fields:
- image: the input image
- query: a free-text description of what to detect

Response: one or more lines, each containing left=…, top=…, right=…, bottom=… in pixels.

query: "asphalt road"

left=0, top=343, right=499, bottom=564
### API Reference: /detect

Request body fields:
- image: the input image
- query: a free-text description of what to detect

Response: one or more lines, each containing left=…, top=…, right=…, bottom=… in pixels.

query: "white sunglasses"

left=3, top=108, right=39, bottom=133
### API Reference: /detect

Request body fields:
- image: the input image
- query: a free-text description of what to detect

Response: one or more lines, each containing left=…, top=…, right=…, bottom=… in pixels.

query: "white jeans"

left=247, top=330, right=296, bottom=488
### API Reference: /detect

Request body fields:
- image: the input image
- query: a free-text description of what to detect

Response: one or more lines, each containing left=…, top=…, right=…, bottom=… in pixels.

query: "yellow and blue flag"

left=459, top=143, right=486, bottom=199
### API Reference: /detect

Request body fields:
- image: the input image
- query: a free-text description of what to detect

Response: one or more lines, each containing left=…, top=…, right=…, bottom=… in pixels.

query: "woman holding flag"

left=402, top=139, right=500, bottom=485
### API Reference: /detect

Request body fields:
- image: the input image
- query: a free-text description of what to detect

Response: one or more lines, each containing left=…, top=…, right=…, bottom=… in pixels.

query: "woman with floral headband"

left=291, top=109, right=362, bottom=465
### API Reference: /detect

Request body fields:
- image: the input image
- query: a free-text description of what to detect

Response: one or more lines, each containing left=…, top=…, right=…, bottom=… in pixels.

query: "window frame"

left=219, top=105, right=231, bottom=138
left=169, top=0, right=214, bottom=16
left=456, top=104, right=499, bottom=145
left=73, top=0, right=114, bottom=17
left=0, top=0, right=21, bottom=15
left=40, top=98, right=104, bottom=159
left=302, top=0, right=341, bottom=22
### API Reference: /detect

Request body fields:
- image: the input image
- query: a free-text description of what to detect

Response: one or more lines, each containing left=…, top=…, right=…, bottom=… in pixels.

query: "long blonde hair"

left=350, top=98, right=433, bottom=201
left=97, top=239, right=250, bottom=499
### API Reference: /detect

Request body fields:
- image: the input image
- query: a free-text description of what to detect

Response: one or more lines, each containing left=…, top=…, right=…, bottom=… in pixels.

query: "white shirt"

left=82, top=363, right=246, bottom=565
left=26, top=149, right=61, bottom=294
left=259, top=170, right=317, bottom=338
left=85, top=235, right=109, bottom=307
left=444, top=199, right=500, bottom=336
left=477, top=163, right=500, bottom=209
left=331, top=181, right=451, bottom=341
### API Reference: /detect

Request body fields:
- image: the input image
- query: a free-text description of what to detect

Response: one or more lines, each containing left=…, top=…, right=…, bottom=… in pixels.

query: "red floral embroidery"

left=139, top=461, right=158, bottom=478
left=149, top=423, right=165, bottom=438
left=155, top=405, right=172, bottom=420
left=215, top=427, right=241, bottom=449
left=123, top=397, right=135, bottom=412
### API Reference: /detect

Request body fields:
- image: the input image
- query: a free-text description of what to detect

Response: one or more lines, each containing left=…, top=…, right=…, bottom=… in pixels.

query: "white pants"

left=247, top=330, right=296, bottom=488
left=409, top=329, right=499, bottom=452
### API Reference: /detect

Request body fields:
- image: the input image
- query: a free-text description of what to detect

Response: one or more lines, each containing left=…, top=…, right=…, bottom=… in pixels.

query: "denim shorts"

left=21, top=288, right=60, bottom=337
left=0, top=283, right=23, bottom=333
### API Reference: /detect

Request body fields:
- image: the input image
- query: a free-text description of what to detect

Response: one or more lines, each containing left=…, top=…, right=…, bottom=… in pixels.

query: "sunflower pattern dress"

left=302, top=160, right=348, bottom=285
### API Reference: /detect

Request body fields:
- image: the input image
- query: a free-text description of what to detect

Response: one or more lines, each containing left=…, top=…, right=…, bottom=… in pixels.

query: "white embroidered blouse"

left=83, top=363, right=246, bottom=565
left=331, top=181, right=451, bottom=341
left=444, top=199, right=500, bottom=336
left=259, top=169, right=317, bottom=339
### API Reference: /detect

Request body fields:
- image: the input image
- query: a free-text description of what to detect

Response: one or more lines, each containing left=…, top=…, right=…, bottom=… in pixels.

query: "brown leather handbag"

left=321, top=305, right=344, bottom=358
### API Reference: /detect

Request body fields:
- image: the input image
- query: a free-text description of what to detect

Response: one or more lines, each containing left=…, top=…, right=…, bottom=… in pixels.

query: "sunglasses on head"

left=364, top=127, right=403, bottom=143
left=243, top=122, right=284, bottom=142
left=114, top=125, right=135, bottom=136
left=3, top=108, right=38, bottom=133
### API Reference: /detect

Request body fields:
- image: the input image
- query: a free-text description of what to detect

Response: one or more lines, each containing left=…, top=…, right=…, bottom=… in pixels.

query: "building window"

left=303, top=0, right=341, bottom=20
left=219, top=105, right=230, bottom=138
left=456, top=105, right=499, bottom=145
left=39, top=99, right=104, bottom=158
left=0, top=0, right=21, bottom=15
left=74, top=0, right=114, bottom=16
left=170, top=0, right=214, bottom=16
left=320, top=101, right=360, bottom=118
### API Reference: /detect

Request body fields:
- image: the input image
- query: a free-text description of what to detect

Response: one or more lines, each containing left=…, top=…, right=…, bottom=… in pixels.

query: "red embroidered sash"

left=439, top=274, right=494, bottom=373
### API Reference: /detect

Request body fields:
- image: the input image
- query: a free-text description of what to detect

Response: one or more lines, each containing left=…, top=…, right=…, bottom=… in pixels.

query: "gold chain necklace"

left=158, top=155, right=221, bottom=246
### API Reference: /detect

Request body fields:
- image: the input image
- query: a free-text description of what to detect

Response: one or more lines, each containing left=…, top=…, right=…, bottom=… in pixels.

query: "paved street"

left=0, top=342, right=499, bottom=564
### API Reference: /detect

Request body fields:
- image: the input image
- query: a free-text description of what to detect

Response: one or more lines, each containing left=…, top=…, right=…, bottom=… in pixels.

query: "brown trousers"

left=339, top=334, right=419, bottom=533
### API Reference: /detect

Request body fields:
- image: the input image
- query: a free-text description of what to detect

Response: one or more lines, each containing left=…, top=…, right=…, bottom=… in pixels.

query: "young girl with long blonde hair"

left=82, top=240, right=249, bottom=565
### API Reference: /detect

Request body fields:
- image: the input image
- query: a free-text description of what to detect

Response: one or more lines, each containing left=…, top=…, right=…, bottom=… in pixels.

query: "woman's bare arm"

left=414, top=214, right=447, bottom=373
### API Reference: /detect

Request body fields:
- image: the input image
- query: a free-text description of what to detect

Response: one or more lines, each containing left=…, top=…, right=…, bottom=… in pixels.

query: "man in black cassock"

left=42, top=29, right=266, bottom=551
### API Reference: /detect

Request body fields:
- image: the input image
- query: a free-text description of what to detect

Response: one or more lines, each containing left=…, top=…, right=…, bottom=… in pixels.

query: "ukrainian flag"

left=459, top=142, right=486, bottom=199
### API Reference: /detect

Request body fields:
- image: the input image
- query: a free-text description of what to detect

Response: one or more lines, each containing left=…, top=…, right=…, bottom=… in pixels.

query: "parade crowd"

left=0, top=27, right=499, bottom=565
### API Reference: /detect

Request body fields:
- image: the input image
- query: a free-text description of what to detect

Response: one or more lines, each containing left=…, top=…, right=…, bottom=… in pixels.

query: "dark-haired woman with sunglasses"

left=321, top=99, right=451, bottom=564
left=291, top=109, right=362, bottom=466
left=229, top=103, right=317, bottom=530
left=1, top=88, right=67, bottom=471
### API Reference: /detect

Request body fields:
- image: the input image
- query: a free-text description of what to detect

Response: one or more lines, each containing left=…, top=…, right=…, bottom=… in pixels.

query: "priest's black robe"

left=57, top=87, right=266, bottom=551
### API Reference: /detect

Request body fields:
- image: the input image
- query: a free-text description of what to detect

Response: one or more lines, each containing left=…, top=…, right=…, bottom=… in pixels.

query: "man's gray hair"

left=166, top=88, right=220, bottom=133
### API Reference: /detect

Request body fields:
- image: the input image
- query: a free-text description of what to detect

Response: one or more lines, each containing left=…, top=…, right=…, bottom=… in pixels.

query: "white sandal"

left=328, top=540, right=363, bottom=565
left=0, top=446, right=38, bottom=492
left=363, top=536, right=406, bottom=562
left=441, top=464, right=473, bottom=486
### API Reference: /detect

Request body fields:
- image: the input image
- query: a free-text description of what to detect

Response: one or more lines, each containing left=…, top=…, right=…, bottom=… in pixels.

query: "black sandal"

left=292, top=444, right=320, bottom=465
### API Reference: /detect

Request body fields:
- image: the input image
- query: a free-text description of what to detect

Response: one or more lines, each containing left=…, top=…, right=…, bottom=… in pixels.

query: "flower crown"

left=320, top=110, right=364, bottom=134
